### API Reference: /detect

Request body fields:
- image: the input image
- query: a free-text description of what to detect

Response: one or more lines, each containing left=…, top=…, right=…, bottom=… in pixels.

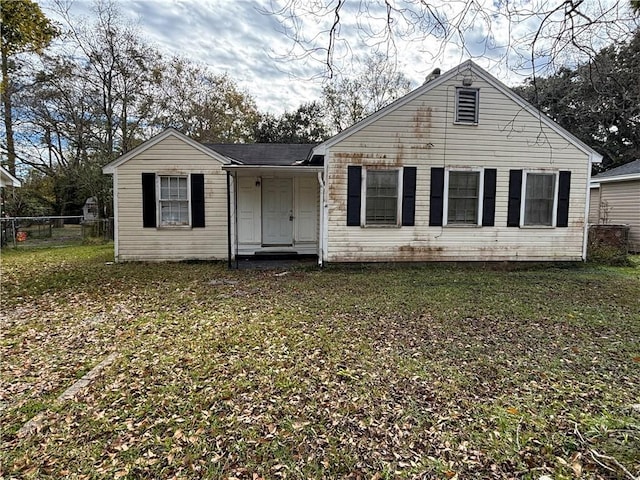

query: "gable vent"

left=455, top=88, right=479, bottom=124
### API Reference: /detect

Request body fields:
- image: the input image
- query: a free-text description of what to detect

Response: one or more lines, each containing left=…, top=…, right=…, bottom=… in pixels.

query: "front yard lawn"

left=1, top=245, right=639, bottom=479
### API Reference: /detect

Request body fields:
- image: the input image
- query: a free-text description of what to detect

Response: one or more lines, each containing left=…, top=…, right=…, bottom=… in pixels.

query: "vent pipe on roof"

left=424, top=68, right=441, bottom=84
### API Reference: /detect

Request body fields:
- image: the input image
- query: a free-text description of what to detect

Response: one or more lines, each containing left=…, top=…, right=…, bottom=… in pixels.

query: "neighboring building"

left=103, top=61, right=602, bottom=264
left=0, top=166, right=21, bottom=189
left=589, top=159, right=640, bottom=252
left=83, top=197, right=99, bottom=222
left=0, top=166, right=21, bottom=246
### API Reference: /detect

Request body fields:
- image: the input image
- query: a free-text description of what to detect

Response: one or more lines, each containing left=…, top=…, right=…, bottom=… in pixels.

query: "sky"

left=37, top=0, right=637, bottom=115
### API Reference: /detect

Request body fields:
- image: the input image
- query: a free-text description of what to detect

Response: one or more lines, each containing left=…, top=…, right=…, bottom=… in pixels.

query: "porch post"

left=226, top=171, right=232, bottom=269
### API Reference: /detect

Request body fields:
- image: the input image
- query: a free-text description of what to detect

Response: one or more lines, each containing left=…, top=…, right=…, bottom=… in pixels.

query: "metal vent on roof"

left=456, top=88, right=479, bottom=124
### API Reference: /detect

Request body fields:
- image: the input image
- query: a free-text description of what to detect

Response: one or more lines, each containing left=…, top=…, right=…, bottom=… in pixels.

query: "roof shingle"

left=205, top=143, right=316, bottom=166
left=593, top=159, right=640, bottom=179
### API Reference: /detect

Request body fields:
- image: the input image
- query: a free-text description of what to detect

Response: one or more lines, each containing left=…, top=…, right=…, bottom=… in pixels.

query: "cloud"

left=39, top=0, right=636, bottom=116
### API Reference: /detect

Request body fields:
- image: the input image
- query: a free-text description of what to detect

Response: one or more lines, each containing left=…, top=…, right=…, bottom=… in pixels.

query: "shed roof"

left=592, top=159, right=640, bottom=180
left=206, top=143, right=316, bottom=166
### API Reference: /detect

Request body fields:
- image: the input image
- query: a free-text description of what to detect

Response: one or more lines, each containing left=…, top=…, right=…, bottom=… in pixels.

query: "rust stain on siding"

left=412, top=105, right=432, bottom=137
left=399, top=245, right=444, bottom=254
left=409, top=143, right=435, bottom=150
left=334, top=152, right=365, bottom=161
left=395, top=143, right=405, bottom=165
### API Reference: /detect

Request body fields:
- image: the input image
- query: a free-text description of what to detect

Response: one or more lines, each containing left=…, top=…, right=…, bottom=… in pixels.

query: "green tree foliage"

left=2, top=170, right=56, bottom=217
left=514, top=30, right=640, bottom=172
left=153, top=57, right=259, bottom=143
left=11, top=1, right=162, bottom=216
left=253, top=102, right=329, bottom=143
left=322, top=53, right=412, bottom=133
left=1, top=0, right=58, bottom=175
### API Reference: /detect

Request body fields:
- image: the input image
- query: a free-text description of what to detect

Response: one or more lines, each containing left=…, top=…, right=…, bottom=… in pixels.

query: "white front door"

left=262, top=178, right=293, bottom=246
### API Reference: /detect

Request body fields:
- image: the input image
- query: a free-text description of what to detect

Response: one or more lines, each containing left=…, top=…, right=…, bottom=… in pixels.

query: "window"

left=159, top=175, right=189, bottom=226
left=446, top=170, right=481, bottom=225
left=455, top=88, right=479, bottom=124
left=523, top=172, right=556, bottom=226
left=431, top=168, right=496, bottom=227
left=365, top=170, right=399, bottom=225
left=347, top=166, right=416, bottom=227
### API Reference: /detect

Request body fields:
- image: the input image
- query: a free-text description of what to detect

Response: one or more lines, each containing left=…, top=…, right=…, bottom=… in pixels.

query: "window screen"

left=524, top=173, right=555, bottom=226
left=366, top=170, right=398, bottom=225
left=448, top=171, right=480, bottom=224
left=159, top=176, right=189, bottom=226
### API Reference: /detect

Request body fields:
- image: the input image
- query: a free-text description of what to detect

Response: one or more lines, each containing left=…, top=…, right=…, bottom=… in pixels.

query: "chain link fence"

left=1, top=216, right=113, bottom=249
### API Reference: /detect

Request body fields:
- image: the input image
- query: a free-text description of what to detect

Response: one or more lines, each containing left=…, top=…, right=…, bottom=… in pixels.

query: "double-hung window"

left=522, top=172, right=557, bottom=226
left=347, top=165, right=416, bottom=227
left=446, top=170, right=481, bottom=225
left=365, top=170, right=399, bottom=225
left=159, top=175, right=189, bottom=226
left=430, top=167, right=496, bottom=227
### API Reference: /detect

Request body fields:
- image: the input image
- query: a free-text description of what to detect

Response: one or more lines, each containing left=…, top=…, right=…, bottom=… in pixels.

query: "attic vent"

left=455, top=88, right=479, bottom=124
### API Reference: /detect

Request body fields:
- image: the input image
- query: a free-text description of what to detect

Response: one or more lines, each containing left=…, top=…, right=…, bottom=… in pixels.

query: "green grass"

left=1, top=245, right=639, bottom=479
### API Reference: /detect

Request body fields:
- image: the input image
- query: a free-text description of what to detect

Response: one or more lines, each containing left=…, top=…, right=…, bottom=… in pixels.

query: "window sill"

left=157, top=225, right=192, bottom=230
left=520, top=225, right=555, bottom=229
left=444, top=224, right=482, bottom=228
left=453, top=121, right=478, bottom=126
left=362, top=224, right=402, bottom=228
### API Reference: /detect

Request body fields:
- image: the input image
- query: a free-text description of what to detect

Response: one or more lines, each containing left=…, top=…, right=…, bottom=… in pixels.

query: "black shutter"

left=556, top=170, right=571, bottom=227
left=191, top=173, right=205, bottom=228
left=507, top=169, right=522, bottom=227
left=429, top=167, right=445, bottom=226
left=482, top=168, right=497, bottom=227
left=142, top=173, right=156, bottom=228
left=346, top=166, right=362, bottom=226
left=402, top=167, right=417, bottom=226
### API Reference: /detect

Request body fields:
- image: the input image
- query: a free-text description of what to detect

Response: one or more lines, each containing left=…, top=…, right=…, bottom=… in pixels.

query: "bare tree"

left=263, top=0, right=639, bottom=79
left=323, top=52, right=412, bottom=132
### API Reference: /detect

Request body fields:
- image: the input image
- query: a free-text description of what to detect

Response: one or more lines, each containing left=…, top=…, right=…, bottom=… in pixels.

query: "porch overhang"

left=222, top=165, right=323, bottom=175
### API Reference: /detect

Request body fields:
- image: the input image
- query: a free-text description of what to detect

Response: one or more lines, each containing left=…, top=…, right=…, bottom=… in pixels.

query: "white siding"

left=599, top=180, right=640, bottom=253
left=114, top=135, right=228, bottom=262
left=589, top=186, right=600, bottom=223
left=325, top=72, right=591, bottom=262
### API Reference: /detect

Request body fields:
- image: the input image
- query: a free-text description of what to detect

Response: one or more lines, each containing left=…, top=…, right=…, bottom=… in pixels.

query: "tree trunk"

left=1, top=45, right=16, bottom=176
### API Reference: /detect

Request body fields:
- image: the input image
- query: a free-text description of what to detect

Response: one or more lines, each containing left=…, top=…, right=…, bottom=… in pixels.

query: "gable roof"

left=591, top=159, right=640, bottom=184
left=313, top=60, right=602, bottom=163
left=102, top=129, right=318, bottom=173
left=102, top=128, right=232, bottom=174
left=205, top=143, right=315, bottom=166
left=0, top=165, right=21, bottom=187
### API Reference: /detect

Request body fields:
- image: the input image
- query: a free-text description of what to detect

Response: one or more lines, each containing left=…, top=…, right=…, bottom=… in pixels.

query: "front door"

left=262, top=178, right=293, bottom=246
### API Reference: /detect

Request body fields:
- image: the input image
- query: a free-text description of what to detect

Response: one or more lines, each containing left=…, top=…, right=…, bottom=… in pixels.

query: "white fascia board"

left=221, top=165, right=323, bottom=174
left=591, top=173, right=640, bottom=185
left=102, top=128, right=232, bottom=174
left=0, top=166, right=21, bottom=187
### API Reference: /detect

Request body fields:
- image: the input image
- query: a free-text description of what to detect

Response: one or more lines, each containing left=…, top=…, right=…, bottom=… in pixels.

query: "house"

left=589, top=159, right=640, bottom=252
left=102, top=130, right=320, bottom=262
left=0, top=166, right=21, bottom=188
left=103, top=60, right=602, bottom=264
